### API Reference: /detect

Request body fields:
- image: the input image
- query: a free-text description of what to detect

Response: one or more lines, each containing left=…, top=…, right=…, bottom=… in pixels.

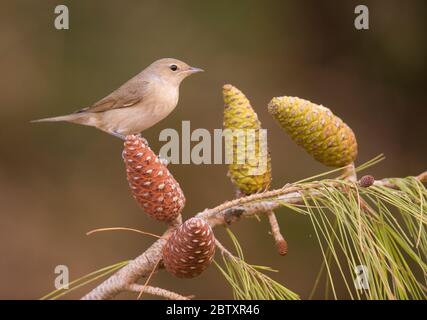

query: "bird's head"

left=146, top=58, right=204, bottom=86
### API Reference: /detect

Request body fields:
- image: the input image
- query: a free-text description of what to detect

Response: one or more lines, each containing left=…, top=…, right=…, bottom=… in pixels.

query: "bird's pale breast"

left=98, top=82, right=179, bottom=135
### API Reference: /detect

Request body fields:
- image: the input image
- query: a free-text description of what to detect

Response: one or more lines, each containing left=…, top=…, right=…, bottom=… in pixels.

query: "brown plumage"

left=32, top=58, right=203, bottom=139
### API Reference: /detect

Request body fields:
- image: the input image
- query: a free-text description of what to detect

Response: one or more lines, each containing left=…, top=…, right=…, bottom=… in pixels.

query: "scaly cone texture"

left=268, top=96, right=358, bottom=167
left=163, top=217, right=216, bottom=278
left=223, top=84, right=272, bottom=195
left=123, top=135, right=185, bottom=222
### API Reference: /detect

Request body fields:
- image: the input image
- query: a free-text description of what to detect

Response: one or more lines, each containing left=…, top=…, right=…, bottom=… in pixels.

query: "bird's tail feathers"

left=31, top=113, right=96, bottom=126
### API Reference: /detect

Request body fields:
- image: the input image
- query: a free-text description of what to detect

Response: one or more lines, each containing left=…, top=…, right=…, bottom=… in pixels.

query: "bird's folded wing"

left=75, top=80, right=150, bottom=114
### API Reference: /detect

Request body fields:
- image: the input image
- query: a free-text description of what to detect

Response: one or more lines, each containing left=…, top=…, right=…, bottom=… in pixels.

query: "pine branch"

left=126, top=284, right=191, bottom=300
left=81, top=171, right=426, bottom=300
left=266, top=210, right=288, bottom=256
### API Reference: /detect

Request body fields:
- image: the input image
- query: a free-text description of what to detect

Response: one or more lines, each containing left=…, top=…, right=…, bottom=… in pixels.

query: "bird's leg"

left=110, top=130, right=127, bottom=140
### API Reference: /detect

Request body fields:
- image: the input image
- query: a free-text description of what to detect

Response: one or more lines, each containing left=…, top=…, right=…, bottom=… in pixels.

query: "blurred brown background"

left=0, top=0, right=425, bottom=299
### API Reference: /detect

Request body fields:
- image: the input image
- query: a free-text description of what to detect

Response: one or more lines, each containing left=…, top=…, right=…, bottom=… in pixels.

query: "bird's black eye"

left=170, top=64, right=178, bottom=71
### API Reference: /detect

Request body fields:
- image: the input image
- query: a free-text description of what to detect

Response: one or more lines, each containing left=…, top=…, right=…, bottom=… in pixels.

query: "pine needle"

left=40, top=260, right=129, bottom=300
left=215, top=229, right=300, bottom=300
left=86, top=226, right=161, bottom=239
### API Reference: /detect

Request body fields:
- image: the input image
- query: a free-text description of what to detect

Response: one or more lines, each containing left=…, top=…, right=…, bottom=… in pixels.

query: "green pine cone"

left=223, top=84, right=261, bottom=130
left=268, top=96, right=357, bottom=167
left=223, top=84, right=272, bottom=195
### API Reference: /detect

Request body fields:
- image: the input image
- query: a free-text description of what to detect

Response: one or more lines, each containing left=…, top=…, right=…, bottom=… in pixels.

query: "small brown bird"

left=32, top=58, right=203, bottom=139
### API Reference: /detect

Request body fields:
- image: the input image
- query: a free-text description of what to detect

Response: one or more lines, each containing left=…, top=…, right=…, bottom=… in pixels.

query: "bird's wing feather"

left=75, top=79, right=150, bottom=114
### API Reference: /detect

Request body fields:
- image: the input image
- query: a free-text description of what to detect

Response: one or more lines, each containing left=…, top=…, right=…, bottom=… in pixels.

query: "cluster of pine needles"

left=216, top=155, right=426, bottom=300
left=41, top=260, right=129, bottom=300
left=297, top=175, right=427, bottom=299
left=215, top=229, right=300, bottom=300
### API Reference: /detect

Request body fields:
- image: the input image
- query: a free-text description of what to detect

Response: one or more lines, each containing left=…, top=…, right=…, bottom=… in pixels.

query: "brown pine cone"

left=123, top=135, right=185, bottom=222
left=163, top=217, right=216, bottom=278
left=359, top=175, right=375, bottom=188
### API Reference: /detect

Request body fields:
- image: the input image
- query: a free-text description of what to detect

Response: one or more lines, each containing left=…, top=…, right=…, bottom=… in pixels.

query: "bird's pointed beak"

left=188, top=66, right=204, bottom=73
